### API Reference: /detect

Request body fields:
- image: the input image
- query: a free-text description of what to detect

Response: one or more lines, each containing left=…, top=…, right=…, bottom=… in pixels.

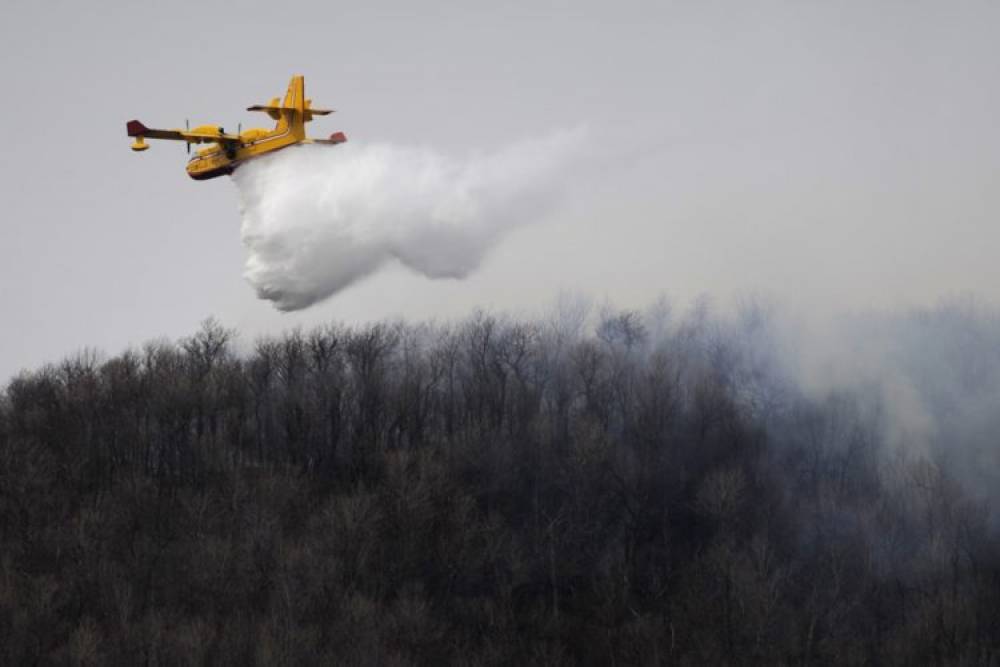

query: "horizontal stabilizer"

left=312, top=131, right=348, bottom=145
left=247, top=105, right=334, bottom=115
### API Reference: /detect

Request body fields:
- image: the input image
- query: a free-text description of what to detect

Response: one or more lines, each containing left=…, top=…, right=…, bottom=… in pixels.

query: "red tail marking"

left=126, top=120, right=149, bottom=137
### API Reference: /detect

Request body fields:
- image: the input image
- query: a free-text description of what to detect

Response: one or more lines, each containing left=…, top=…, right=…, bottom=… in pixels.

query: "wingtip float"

left=126, top=75, right=347, bottom=180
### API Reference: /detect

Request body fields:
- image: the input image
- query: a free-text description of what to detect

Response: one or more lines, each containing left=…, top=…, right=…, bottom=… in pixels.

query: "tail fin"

left=283, top=75, right=306, bottom=113
left=281, top=75, right=306, bottom=139
left=246, top=76, right=323, bottom=138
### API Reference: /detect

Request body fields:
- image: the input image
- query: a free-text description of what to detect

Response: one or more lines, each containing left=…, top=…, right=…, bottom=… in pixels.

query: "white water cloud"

left=233, top=129, right=585, bottom=311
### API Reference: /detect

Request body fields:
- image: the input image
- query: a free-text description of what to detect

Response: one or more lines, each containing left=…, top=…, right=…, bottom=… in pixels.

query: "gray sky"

left=2, top=0, right=999, bottom=380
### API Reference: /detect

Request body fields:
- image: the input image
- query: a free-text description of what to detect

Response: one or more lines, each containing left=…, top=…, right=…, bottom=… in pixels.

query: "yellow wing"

left=126, top=120, right=241, bottom=146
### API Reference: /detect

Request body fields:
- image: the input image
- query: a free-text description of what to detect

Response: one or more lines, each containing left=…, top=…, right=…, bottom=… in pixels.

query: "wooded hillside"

left=1, top=304, right=998, bottom=664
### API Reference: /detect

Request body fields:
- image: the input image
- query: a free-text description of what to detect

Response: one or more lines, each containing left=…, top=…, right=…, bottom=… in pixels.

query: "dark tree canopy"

left=1, top=305, right=998, bottom=665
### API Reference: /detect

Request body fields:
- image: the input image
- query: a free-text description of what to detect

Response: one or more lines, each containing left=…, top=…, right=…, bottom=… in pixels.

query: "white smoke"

left=232, top=129, right=585, bottom=311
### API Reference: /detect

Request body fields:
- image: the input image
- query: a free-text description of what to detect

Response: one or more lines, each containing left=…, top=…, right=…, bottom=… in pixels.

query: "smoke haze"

left=694, top=296, right=1000, bottom=508
left=233, top=129, right=585, bottom=311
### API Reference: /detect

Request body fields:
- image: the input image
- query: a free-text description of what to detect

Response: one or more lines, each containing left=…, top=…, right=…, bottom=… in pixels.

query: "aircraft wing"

left=144, top=128, right=187, bottom=140
left=128, top=121, right=185, bottom=141
left=126, top=120, right=241, bottom=145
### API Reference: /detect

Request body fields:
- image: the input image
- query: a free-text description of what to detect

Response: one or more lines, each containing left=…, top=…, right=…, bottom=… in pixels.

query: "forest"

left=1, top=299, right=998, bottom=665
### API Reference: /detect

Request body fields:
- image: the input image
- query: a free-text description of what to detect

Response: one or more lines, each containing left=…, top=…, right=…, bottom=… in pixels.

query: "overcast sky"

left=2, top=1, right=999, bottom=380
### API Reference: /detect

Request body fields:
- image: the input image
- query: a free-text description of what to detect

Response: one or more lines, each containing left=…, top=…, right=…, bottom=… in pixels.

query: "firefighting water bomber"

left=126, top=75, right=347, bottom=180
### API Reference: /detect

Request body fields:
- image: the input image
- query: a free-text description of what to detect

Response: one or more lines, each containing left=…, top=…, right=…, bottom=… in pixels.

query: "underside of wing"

left=127, top=120, right=240, bottom=145
left=127, top=120, right=185, bottom=141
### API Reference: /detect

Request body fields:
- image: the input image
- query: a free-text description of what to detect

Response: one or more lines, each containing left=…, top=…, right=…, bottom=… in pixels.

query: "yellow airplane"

left=126, top=75, right=347, bottom=180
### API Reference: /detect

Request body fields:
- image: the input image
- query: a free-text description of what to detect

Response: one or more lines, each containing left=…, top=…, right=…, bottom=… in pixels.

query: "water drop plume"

left=233, top=128, right=585, bottom=310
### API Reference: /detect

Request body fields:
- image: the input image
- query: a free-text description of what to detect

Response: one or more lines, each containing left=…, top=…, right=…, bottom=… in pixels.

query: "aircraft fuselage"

left=185, top=131, right=299, bottom=180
